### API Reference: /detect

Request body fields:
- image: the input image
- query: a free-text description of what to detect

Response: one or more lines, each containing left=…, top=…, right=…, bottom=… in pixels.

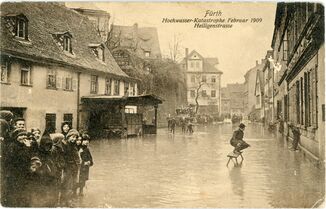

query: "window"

left=113, top=80, right=120, bottom=95
left=190, top=62, right=194, bottom=68
left=195, top=61, right=199, bottom=68
left=21, top=64, right=31, bottom=85
left=124, top=82, right=129, bottom=96
left=63, top=36, right=72, bottom=53
left=144, top=51, right=150, bottom=57
left=304, top=72, right=310, bottom=126
left=282, top=32, right=288, bottom=62
left=130, top=83, right=136, bottom=96
left=63, top=113, right=73, bottom=128
left=47, top=69, right=56, bottom=88
left=191, top=75, right=195, bottom=83
left=15, top=16, right=28, bottom=40
left=190, top=90, right=195, bottom=98
left=45, top=113, right=56, bottom=134
left=64, top=75, right=72, bottom=91
left=90, top=75, right=98, bottom=94
left=105, top=78, right=112, bottom=95
left=211, top=90, right=216, bottom=97
left=284, top=95, right=289, bottom=121
left=211, top=76, right=216, bottom=83
left=295, top=81, right=300, bottom=124
left=93, top=46, right=105, bottom=61
left=202, top=90, right=207, bottom=97
left=202, top=75, right=207, bottom=82
left=1, top=61, right=9, bottom=83
left=310, top=67, right=317, bottom=127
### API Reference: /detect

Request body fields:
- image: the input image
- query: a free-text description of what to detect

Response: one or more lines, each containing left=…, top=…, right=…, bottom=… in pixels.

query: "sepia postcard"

left=0, top=1, right=325, bottom=208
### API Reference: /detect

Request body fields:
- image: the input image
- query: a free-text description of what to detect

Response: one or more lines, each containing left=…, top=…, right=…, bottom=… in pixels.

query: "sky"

left=67, top=2, right=277, bottom=87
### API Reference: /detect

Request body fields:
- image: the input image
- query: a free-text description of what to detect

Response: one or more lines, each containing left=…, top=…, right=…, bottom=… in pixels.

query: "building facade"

left=109, top=23, right=162, bottom=59
left=221, top=87, right=231, bottom=116
left=226, top=83, right=245, bottom=116
left=0, top=2, right=137, bottom=134
left=253, top=69, right=264, bottom=122
left=183, top=49, right=222, bottom=115
left=243, top=61, right=264, bottom=117
left=261, top=50, right=275, bottom=124
left=72, top=7, right=111, bottom=43
left=271, top=2, right=325, bottom=163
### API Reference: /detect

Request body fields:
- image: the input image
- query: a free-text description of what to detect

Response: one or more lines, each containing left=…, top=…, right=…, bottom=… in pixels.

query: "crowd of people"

left=167, top=117, right=194, bottom=134
left=0, top=110, right=93, bottom=207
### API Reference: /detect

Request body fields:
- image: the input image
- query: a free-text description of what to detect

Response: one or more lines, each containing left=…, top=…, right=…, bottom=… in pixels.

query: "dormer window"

left=52, top=32, right=73, bottom=54
left=17, top=18, right=27, bottom=39
left=4, top=14, right=29, bottom=40
left=63, top=36, right=71, bottom=53
left=89, top=44, right=105, bottom=62
left=144, top=51, right=150, bottom=57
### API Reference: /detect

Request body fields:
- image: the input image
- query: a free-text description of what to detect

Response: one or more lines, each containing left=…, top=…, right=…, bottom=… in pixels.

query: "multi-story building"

left=253, top=69, right=265, bottom=122
left=271, top=2, right=324, bottom=164
left=261, top=50, right=275, bottom=124
left=221, top=87, right=231, bottom=116
left=72, top=7, right=111, bottom=43
left=0, top=2, right=150, bottom=136
left=109, top=23, right=162, bottom=60
left=227, top=83, right=245, bottom=116
left=244, top=60, right=264, bottom=117
left=182, top=49, right=223, bottom=115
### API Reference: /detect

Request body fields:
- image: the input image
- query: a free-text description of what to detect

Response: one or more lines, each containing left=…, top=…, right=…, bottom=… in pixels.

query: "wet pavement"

left=77, top=123, right=325, bottom=208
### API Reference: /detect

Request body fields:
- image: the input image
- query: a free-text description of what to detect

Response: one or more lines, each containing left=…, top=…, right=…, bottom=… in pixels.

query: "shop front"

left=80, top=94, right=163, bottom=138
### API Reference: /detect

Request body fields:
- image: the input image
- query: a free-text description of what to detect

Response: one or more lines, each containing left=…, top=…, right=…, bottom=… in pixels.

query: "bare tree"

left=194, top=80, right=205, bottom=114
left=106, top=23, right=122, bottom=51
left=168, top=33, right=183, bottom=62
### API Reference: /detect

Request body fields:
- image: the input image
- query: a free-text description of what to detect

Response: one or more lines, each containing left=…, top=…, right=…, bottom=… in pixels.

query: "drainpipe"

left=77, top=72, right=81, bottom=130
left=272, top=67, right=275, bottom=124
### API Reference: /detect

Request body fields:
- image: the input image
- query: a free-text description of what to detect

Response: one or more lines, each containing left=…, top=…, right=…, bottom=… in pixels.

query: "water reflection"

left=229, top=166, right=245, bottom=200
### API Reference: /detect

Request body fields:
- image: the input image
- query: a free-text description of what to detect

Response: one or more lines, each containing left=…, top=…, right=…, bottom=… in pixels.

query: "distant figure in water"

left=230, top=123, right=250, bottom=154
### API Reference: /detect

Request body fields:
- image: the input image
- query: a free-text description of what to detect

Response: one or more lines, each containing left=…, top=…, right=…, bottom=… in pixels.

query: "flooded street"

left=78, top=123, right=324, bottom=208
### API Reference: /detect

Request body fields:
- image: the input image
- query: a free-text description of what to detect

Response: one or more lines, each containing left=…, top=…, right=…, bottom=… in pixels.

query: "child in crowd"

left=61, top=122, right=71, bottom=139
left=31, top=128, right=41, bottom=145
left=61, top=129, right=80, bottom=206
left=78, top=133, right=93, bottom=196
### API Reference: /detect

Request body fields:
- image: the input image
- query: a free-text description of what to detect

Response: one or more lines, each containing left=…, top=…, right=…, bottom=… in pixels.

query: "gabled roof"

left=203, top=59, right=222, bottom=74
left=183, top=50, right=222, bottom=74
left=185, top=50, right=204, bottom=60
left=0, top=2, right=128, bottom=78
left=205, top=57, right=219, bottom=65
left=111, top=24, right=162, bottom=59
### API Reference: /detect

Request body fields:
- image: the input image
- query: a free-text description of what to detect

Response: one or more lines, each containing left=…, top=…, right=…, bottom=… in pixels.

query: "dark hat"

left=0, top=111, right=13, bottom=122
left=81, top=133, right=90, bottom=141
left=40, top=133, right=53, bottom=146
left=239, top=123, right=246, bottom=129
left=14, top=117, right=25, bottom=123
left=12, top=128, right=28, bottom=139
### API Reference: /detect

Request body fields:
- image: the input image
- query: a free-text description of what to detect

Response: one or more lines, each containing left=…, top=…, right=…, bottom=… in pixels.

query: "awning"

left=81, top=94, right=163, bottom=106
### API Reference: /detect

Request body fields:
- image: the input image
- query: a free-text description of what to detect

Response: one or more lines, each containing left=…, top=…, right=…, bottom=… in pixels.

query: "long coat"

left=79, top=146, right=93, bottom=185
left=230, top=129, right=244, bottom=147
left=5, top=141, right=33, bottom=207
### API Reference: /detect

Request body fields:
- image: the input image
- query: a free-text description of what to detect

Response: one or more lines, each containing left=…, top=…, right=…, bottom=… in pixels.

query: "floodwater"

left=77, top=123, right=325, bottom=208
